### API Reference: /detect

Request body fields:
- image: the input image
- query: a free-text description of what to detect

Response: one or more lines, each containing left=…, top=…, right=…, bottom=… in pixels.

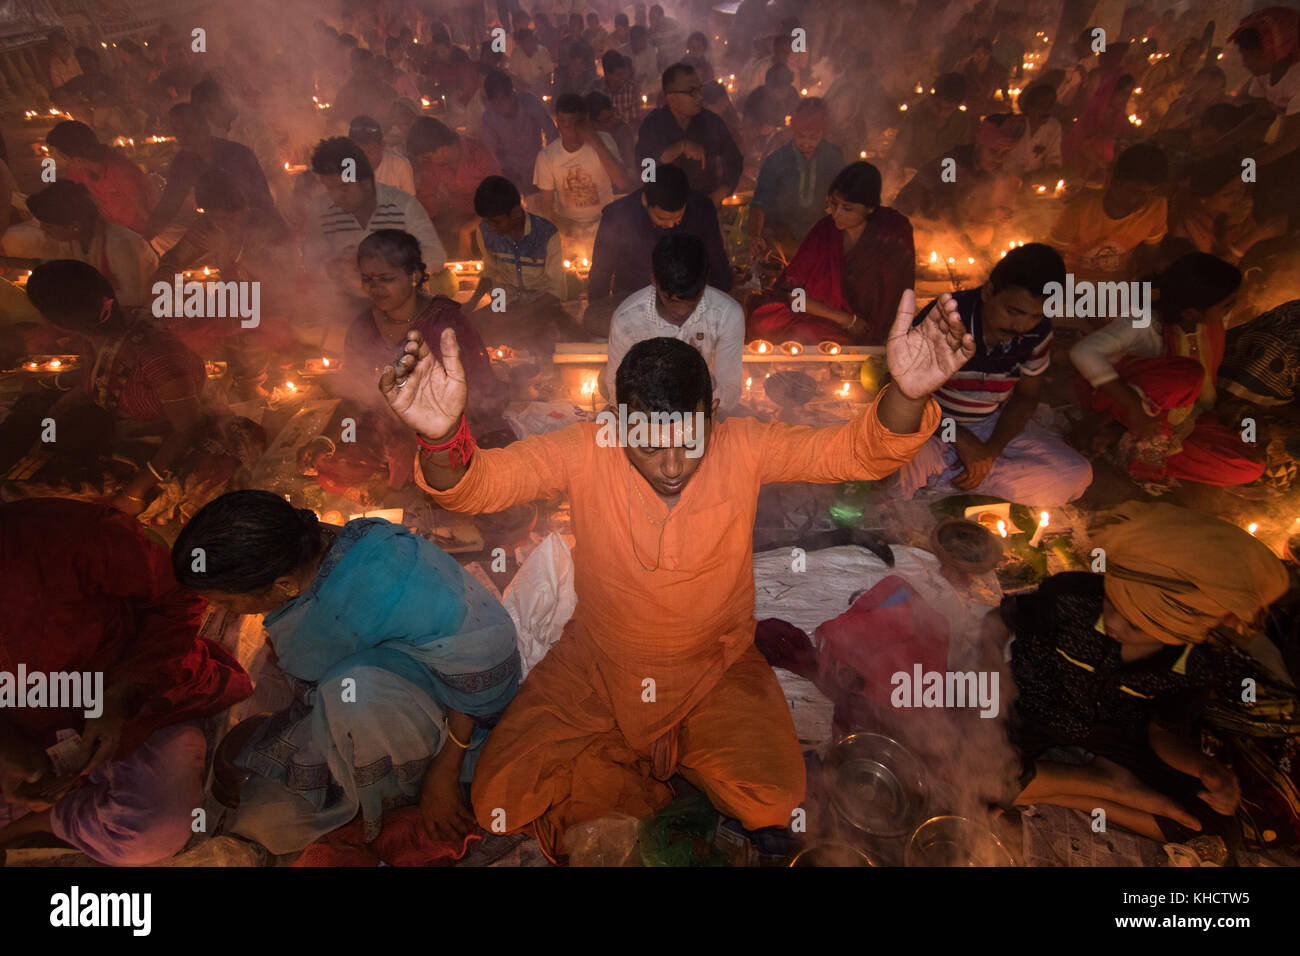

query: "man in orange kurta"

left=383, top=290, right=973, bottom=860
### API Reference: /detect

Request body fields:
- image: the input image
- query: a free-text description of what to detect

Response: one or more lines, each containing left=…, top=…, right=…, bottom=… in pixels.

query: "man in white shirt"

left=511, top=27, right=555, bottom=96
left=1230, top=8, right=1300, bottom=167
left=306, top=137, right=446, bottom=299
left=533, top=94, right=633, bottom=250
left=605, top=233, right=743, bottom=414
left=4, top=181, right=157, bottom=308
left=1006, top=84, right=1063, bottom=178
left=348, top=115, right=417, bottom=197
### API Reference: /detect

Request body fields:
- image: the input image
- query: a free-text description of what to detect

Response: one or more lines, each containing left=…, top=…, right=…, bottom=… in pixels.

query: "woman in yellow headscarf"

left=994, top=502, right=1290, bottom=845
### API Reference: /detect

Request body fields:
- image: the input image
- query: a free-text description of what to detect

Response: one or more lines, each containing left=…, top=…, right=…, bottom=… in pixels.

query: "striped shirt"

left=918, top=288, right=1052, bottom=422
left=308, top=182, right=446, bottom=278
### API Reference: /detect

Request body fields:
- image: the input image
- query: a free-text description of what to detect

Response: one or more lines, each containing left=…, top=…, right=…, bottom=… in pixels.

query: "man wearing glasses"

left=634, top=64, right=744, bottom=207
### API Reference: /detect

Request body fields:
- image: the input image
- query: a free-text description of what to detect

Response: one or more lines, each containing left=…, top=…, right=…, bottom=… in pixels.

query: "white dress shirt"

left=606, top=284, right=744, bottom=413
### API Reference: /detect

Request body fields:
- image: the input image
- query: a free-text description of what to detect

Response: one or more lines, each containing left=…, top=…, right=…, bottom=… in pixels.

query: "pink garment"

left=45, top=721, right=207, bottom=866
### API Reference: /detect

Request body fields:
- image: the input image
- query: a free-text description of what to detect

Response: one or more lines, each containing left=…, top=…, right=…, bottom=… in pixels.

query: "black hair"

left=26, top=260, right=118, bottom=332
left=661, top=62, right=695, bottom=91
left=765, top=63, right=794, bottom=88
left=347, top=114, right=384, bottom=143
left=406, top=116, right=458, bottom=156
left=972, top=37, right=993, bottom=53
left=190, top=77, right=224, bottom=109
left=1020, top=83, right=1056, bottom=110
left=1112, top=143, right=1167, bottom=185
left=615, top=13, right=629, bottom=27
left=194, top=168, right=248, bottom=212
left=473, top=175, right=521, bottom=218
left=687, top=31, right=708, bottom=51
left=934, top=72, right=967, bottom=103
left=168, top=101, right=204, bottom=131
left=1199, top=102, right=1242, bottom=134
left=47, top=120, right=104, bottom=160
left=585, top=91, right=613, bottom=115
left=651, top=233, right=709, bottom=299
left=615, top=337, right=714, bottom=419
left=484, top=68, right=513, bottom=100
left=357, top=228, right=427, bottom=282
left=172, top=490, right=326, bottom=594
left=630, top=25, right=647, bottom=41
left=1231, top=28, right=1263, bottom=52
left=827, top=161, right=882, bottom=208
left=27, top=181, right=99, bottom=229
left=988, top=242, right=1066, bottom=297
left=1188, top=153, right=1243, bottom=197
left=1153, top=252, right=1242, bottom=320
left=555, top=93, right=587, bottom=117
left=602, top=49, right=626, bottom=74
left=643, top=162, right=689, bottom=210
left=310, top=136, right=374, bottom=181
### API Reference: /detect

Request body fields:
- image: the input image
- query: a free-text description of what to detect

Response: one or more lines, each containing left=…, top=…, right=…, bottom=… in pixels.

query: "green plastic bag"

left=637, top=794, right=730, bottom=867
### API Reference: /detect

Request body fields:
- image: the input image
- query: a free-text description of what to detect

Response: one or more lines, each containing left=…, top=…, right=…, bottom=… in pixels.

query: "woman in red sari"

left=746, top=161, right=915, bottom=346
left=0, top=498, right=251, bottom=864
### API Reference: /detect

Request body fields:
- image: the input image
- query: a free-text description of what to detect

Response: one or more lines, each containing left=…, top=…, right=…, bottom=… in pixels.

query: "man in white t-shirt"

left=605, top=233, right=743, bottom=414
left=532, top=93, right=633, bottom=248
left=1230, top=8, right=1300, bottom=166
left=511, top=27, right=555, bottom=96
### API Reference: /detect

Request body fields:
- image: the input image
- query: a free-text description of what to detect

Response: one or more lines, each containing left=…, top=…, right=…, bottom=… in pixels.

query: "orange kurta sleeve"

left=748, top=383, right=941, bottom=485
left=413, top=421, right=588, bottom=513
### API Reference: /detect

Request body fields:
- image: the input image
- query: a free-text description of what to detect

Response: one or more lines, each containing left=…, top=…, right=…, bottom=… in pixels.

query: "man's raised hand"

left=379, top=327, right=468, bottom=441
left=886, top=290, right=976, bottom=400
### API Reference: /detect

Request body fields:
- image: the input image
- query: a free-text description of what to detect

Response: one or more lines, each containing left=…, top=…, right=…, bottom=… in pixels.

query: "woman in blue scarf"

left=172, top=490, right=520, bottom=853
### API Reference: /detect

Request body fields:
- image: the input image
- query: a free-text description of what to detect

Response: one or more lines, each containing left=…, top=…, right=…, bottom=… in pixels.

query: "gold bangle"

left=446, top=722, right=471, bottom=750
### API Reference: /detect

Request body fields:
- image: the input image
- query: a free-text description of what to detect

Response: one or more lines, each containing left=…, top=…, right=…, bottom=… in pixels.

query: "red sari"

left=0, top=498, right=252, bottom=757
left=747, top=210, right=915, bottom=346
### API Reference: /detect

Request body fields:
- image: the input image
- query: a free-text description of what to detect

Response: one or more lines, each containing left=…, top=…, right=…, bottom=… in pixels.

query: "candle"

left=836, top=381, right=851, bottom=398
left=1248, top=522, right=1259, bottom=535
left=996, top=519, right=1008, bottom=538
left=1029, top=511, right=1049, bottom=547
left=898, top=103, right=908, bottom=112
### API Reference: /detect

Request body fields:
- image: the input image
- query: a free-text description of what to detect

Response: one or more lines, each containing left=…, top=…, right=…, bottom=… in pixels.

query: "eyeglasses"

left=667, top=86, right=703, bottom=98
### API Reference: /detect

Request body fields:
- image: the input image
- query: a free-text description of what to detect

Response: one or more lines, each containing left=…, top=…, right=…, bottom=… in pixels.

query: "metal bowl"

left=825, top=733, right=929, bottom=838
left=789, top=842, right=877, bottom=867
left=904, top=815, right=1017, bottom=867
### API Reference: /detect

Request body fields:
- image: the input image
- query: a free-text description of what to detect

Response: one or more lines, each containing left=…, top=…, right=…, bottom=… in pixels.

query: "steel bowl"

left=789, top=842, right=877, bottom=867
left=904, top=815, right=1017, bottom=867
left=825, top=733, right=929, bottom=838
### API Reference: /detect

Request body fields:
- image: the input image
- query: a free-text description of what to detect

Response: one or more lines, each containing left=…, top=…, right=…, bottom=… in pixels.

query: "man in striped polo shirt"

left=890, top=243, right=1093, bottom=505
left=306, top=137, right=448, bottom=303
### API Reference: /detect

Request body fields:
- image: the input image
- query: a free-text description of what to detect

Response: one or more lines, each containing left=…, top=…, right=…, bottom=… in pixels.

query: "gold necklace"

left=626, top=464, right=668, bottom=571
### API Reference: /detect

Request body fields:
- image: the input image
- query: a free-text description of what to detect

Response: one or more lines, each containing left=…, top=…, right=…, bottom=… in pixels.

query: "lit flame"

left=562, top=259, right=572, bottom=269
left=800, top=88, right=808, bottom=96
left=828, top=344, right=840, bottom=354
left=48, top=359, right=61, bottom=369
left=1039, top=511, right=1050, bottom=528
left=580, top=377, right=597, bottom=395
left=838, top=381, right=851, bottom=396
left=996, top=520, right=1008, bottom=538
left=915, top=84, right=924, bottom=94
left=967, top=257, right=975, bottom=264
left=1248, top=522, right=1259, bottom=535
left=859, top=150, right=867, bottom=159
left=745, top=376, right=752, bottom=387
left=929, top=250, right=938, bottom=263
left=421, top=96, right=430, bottom=107
left=757, top=342, right=768, bottom=353
left=899, top=103, right=908, bottom=111
left=285, top=381, right=297, bottom=392
left=322, top=357, right=330, bottom=367
left=958, top=104, right=967, bottom=111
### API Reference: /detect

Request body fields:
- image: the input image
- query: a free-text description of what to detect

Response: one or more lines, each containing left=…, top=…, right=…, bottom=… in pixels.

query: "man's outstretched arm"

left=381, top=327, right=577, bottom=511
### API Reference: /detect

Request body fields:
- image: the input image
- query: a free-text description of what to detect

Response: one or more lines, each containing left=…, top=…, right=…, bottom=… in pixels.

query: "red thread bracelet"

left=416, top=415, right=477, bottom=466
